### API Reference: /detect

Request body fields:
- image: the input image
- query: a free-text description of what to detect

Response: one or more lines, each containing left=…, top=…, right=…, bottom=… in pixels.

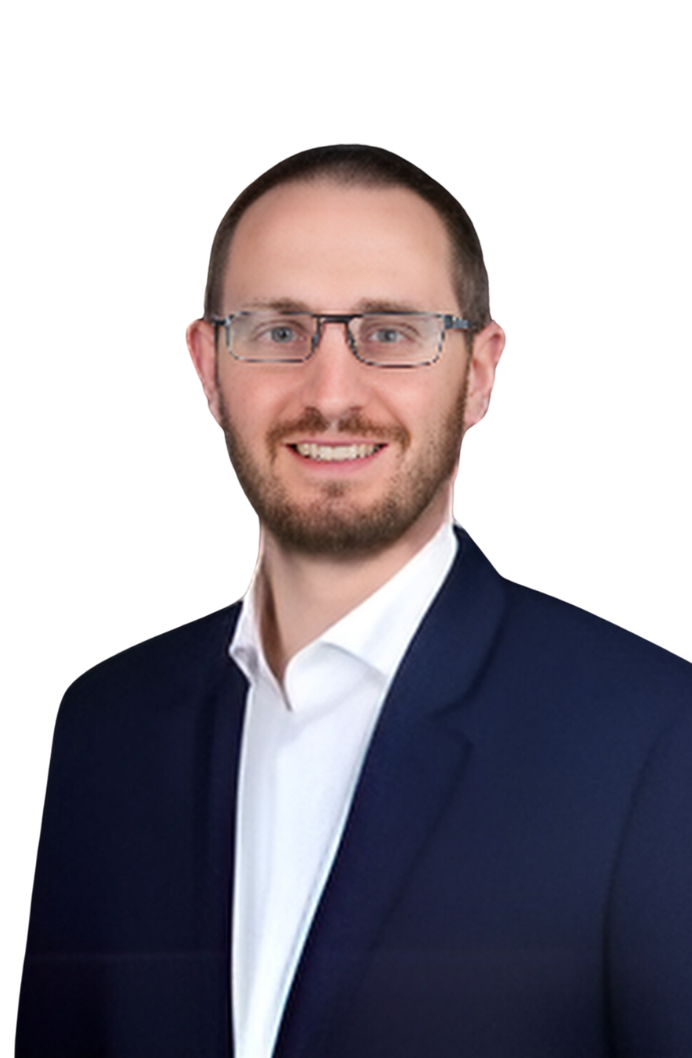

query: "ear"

left=186, top=319, right=224, bottom=427
left=463, top=321, right=506, bottom=432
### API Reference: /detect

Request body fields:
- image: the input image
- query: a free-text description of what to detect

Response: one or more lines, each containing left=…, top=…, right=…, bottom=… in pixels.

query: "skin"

left=187, top=180, right=505, bottom=679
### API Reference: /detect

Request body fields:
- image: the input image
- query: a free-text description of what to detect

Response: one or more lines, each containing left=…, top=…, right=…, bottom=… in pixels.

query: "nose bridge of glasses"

left=312, top=314, right=359, bottom=358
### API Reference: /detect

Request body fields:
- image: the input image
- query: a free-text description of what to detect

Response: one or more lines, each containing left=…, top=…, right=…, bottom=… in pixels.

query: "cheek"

left=386, top=375, right=461, bottom=433
left=217, top=372, right=283, bottom=434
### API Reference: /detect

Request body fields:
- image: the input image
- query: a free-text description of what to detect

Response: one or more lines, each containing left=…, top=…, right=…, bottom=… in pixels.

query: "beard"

left=217, top=374, right=468, bottom=559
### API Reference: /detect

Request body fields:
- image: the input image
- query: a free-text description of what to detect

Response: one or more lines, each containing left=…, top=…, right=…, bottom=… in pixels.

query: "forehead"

left=222, top=179, right=458, bottom=312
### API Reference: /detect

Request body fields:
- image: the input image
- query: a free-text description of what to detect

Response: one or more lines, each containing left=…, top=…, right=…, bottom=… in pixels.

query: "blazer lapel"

left=271, top=531, right=508, bottom=1058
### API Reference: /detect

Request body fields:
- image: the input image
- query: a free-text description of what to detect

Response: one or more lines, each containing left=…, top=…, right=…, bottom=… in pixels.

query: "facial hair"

left=217, top=371, right=469, bottom=558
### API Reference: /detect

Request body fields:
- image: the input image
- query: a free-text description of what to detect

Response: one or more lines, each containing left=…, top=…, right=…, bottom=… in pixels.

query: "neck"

left=256, top=493, right=452, bottom=682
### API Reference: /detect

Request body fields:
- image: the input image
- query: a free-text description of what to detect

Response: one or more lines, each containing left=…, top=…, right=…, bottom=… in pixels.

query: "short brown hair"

left=203, top=144, right=491, bottom=329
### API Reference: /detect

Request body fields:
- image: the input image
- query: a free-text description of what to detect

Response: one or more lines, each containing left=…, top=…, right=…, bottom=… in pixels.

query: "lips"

left=292, top=442, right=384, bottom=462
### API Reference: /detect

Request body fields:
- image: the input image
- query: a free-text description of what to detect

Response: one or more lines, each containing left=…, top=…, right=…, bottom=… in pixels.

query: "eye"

left=248, top=316, right=311, bottom=346
left=360, top=317, right=422, bottom=345
left=371, top=327, right=405, bottom=344
left=268, top=325, right=299, bottom=344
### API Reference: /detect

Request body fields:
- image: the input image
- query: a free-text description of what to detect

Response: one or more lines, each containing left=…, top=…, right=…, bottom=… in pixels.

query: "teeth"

left=295, top=443, right=381, bottom=462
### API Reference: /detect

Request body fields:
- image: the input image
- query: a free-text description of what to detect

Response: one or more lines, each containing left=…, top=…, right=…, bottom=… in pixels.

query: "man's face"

left=189, top=180, right=503, bottom=557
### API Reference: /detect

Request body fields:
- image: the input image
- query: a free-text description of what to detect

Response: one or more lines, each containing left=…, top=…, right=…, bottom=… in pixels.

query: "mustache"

left=267, top=408, right=409, bottom=449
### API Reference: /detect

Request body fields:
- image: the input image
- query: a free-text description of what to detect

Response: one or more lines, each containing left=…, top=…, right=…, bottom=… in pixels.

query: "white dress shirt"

left=229, top=521, right=457, bottom=1058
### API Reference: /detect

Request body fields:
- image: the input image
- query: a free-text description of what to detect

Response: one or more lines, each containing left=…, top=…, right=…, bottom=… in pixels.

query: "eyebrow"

left=354, top=298, right=424, bottom=314
left=236, top=298, right=426, bottom=315
left=240, top=298, right=313, bottom=313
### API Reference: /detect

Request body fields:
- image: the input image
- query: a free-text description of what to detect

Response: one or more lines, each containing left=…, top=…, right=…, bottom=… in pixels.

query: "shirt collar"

left=230, top=520, right=457, bottom=691
left=319, top=520, right=457, bottom=679
left=230, top=571, right=265, bottom=686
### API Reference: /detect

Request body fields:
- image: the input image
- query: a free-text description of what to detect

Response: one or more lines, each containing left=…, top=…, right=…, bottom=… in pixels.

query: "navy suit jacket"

left=16, top=530, right=692, bottom=1057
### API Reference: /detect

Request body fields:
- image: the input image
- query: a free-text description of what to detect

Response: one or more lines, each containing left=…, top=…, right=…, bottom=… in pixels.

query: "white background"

left=2, top=0, right=691, bottom=1042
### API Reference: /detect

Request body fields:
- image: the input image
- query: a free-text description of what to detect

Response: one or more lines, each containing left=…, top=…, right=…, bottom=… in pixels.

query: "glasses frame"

left=211, top=311, right=478, bottom=368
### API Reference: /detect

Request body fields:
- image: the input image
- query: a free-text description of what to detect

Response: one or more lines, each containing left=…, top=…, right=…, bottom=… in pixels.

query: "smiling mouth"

left=292, top=443, right=384, bottom=462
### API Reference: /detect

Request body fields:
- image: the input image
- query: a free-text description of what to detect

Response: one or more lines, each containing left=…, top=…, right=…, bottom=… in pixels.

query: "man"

left=17, top=145, right=692, bottom=1058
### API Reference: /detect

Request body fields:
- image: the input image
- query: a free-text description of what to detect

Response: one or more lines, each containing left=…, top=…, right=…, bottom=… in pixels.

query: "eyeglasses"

left=211, top=311, right=478, bottom=368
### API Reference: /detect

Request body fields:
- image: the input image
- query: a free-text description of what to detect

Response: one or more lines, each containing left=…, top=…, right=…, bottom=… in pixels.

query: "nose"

left=297, top=319, right=370, bottom=420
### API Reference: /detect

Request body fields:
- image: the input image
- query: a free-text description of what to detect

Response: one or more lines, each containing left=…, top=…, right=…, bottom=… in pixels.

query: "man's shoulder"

left=59, top=602, right=243, bottom=718
left=492, top=576, right=692, bottom=727
left=505, top=575, right=689, bottom=669
left=449, top=530, right=692, bottom=711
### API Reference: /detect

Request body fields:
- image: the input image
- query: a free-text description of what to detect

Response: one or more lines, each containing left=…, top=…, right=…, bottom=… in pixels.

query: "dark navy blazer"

left=16, top=530, right=692, bottom=1057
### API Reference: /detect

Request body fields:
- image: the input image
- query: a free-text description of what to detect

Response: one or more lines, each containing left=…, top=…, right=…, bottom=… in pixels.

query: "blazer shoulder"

left=453, top=529, right=692, bottom=692
left=498, top=576, right=692, bottom=707
left=59, top=601, right=243, bottom=716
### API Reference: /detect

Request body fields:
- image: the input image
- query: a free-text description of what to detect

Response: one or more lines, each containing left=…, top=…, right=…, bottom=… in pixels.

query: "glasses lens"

left=230, top=312, right=316, bottom=361
left=352, top=314, right=443, bottom=366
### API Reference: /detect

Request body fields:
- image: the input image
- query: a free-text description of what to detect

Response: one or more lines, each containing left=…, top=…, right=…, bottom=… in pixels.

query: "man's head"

left=188, top=145, right=505, bottom=558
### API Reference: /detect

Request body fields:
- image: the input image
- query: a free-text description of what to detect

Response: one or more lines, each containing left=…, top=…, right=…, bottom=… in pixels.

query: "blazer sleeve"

left=608, top=702, right=692, bottom=1057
